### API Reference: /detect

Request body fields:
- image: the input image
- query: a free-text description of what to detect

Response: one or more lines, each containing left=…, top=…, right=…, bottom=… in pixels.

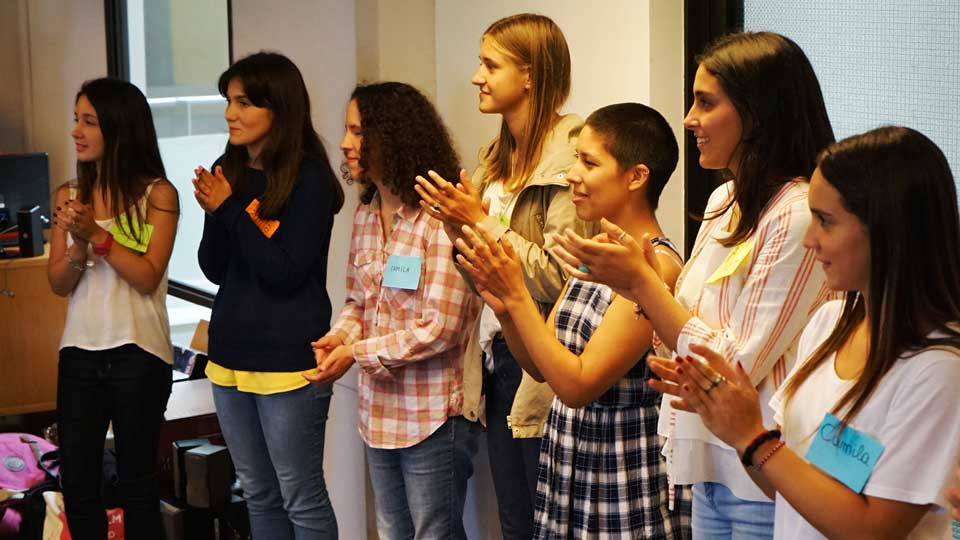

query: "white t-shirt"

left=770, top=300, right=960, bottom=540
left=61, top=182, right=173, bottom=364
left=478, top=180, right=521, bottom=370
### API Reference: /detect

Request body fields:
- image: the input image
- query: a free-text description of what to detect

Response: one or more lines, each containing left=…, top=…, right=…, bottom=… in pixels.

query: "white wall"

left=18, top=0, right=108, bottom=191
left=0, top=0, right=28, bottom=153
left=356, top=0, right=438, bottom=102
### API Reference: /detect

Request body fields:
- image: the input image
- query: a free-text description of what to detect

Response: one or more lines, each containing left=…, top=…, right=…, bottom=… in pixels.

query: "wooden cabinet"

left=0, top=249, right=67, bottom=415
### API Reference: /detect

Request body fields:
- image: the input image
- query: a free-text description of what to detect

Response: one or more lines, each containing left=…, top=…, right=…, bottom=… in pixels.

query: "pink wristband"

left=755, top=440, right=785, bottom=470
left=93, top=232, right=114, bottom=256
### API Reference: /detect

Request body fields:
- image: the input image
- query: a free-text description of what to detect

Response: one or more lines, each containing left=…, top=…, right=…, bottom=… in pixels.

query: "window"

left=107, top=0, right=232, bottom=344
left=743, top=1, right=960, bottom=187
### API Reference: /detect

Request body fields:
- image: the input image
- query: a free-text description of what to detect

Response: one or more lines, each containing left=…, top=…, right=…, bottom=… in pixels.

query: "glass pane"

left=743, top=1, right=960, bottom=189
left=125, top=0, right=230, bottom=298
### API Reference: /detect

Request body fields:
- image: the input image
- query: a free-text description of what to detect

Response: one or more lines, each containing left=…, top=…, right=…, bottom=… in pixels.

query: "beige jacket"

left=459, top=114, right=598, bottom=437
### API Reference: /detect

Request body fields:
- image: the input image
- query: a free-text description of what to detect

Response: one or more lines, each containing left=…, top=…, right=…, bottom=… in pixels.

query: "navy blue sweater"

left=198, top=157, right=337, bottom=372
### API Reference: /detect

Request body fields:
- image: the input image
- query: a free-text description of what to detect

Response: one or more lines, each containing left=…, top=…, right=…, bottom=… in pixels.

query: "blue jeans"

left=365, top=416, right=480, bottom=540
left=484, top=335, right=542, bottom=540
left=212, top=382, right=337, bottom=540
left=692, top=482, right=775, bottom=540
left=57, top=345, right=172, bottom=540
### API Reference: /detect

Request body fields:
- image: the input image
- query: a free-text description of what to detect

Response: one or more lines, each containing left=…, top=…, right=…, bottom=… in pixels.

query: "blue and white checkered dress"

left=532, top=238, right=692, bottom=539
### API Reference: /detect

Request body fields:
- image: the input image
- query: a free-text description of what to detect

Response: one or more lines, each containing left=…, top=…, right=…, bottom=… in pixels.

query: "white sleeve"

left=863, top=352, right=960, bottom=507
left=675, top=192, right=826, bottom=386
left=770, top=301, right=844, bottom=426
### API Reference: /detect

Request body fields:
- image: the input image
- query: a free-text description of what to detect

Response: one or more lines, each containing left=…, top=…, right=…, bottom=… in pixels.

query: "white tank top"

left=60, top=182, right=173, bottom=364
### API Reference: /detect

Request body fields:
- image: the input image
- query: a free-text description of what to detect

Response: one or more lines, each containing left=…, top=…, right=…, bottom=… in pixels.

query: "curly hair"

left=347, top=82, right=460, bottom=207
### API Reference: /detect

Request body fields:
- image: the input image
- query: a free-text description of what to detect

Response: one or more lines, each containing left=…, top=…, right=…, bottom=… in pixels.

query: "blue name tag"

left=805, top=412, right=885, bottom=493
left=382, top=255, right=422, bottom=290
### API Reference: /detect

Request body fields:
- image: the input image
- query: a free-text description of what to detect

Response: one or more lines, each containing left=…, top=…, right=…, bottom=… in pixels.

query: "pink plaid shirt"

left=329, top=198, right=480, bottom=449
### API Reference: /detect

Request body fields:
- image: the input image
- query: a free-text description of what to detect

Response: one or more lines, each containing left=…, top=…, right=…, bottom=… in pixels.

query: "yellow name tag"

left=110, top=215, right=154, bottom=253
left=245, top=199, right=280, bottom=238
left=705, top=239, right=754, bottom=284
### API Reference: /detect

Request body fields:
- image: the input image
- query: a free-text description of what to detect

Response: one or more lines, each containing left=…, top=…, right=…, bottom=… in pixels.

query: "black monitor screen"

left=0, top=153, right=51, bottom=228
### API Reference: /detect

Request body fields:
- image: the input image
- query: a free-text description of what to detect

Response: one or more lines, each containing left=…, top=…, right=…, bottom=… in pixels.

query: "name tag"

left=382, top=255, right=421, bottom=290
left=705, top=239, right=754, bottom=284
left=110, top=215, right=154, bottom=253
left=245, top=199, right=280, bottom=238
left=805, top=412, right=884, bottom=493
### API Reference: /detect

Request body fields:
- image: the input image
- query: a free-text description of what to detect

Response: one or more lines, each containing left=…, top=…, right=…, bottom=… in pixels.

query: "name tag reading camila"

left=805, top=412, right=884, bottom=493
left=382, top=255, right=422, bottom=290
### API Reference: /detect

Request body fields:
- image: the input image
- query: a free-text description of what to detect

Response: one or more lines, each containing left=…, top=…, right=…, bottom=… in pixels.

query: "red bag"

left=40, top=492, right=123, bottom=540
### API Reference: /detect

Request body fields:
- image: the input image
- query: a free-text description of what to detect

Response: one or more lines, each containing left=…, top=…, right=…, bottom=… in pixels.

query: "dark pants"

left=483, top=336, right=542, bottom=540
left=57, top=344, right=172, bottom=540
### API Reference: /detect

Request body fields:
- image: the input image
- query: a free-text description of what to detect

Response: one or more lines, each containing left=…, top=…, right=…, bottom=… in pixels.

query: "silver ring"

left=616, top=231, right=626, bottom=242
left=704, top=384, right=715, bottom=395
left=431, top=203, right=441, bottom=213
left=712, top=375, right=726, bottom=386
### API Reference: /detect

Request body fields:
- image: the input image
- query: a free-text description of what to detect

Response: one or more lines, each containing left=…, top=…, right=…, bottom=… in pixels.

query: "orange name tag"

left=245, top=199, right=280, bottom=238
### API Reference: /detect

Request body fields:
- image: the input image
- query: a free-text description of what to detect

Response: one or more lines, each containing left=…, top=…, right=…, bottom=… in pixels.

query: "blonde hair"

left=481, top=13, right=571, bottom=192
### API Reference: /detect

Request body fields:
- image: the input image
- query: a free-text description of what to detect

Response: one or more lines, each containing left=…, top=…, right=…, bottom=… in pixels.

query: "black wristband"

left=740, top=429, right=782, bottom=467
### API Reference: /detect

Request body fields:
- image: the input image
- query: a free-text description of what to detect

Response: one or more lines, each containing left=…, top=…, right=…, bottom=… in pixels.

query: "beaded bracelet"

left=66, top=250, right=87, bottom=272
left=740, top=429, right=782, bottom=466
left=754, top=440, right=785, bottom=470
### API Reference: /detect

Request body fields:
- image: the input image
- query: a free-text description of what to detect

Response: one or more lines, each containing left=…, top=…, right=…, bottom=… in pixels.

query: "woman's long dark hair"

left=783, top=126, right=960, bottom=427
left=349, top=82, right=460, bottom=207
left=697, top=32, right=835, bottom=246
left=76, top=78, right=171, bottom=243
left=218, top=52, right=344, bottom=218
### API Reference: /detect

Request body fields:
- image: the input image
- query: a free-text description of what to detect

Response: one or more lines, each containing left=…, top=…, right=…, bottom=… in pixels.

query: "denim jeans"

left=57, top=344, right=172, bottom=540
left=692, top=482, right=775, bottom=540
left=365, top=416, right=480, bottom=540
left=212, top=382, right=337, bottom=540
left=483, top=335, right=542, bottom=540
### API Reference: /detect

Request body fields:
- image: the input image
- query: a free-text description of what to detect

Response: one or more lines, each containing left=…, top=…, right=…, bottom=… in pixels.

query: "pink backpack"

left=0, top=433, right=59, bottom=536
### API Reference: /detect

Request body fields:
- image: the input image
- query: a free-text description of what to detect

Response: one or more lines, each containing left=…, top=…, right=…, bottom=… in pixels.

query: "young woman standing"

left=456, top=103, right=691, bottom=538
left=49, top=77, right=179, bottom=539
left=553, top=32, right=836, bottom=538
left=312, top=82, right=480, bottom=540
left=415, top=14, right=595, bottom=538
left=650, top=126, right=960, bottom=539
left=195, top=52, right=343, bottom=539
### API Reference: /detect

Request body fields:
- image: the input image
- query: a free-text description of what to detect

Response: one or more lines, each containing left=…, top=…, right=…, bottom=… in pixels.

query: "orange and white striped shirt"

left=655, top=180, right=833, bottom=501
left=329, top=197, right=480, bottom=449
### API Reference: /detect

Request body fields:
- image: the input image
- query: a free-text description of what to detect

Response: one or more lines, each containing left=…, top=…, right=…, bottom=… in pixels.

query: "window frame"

left=682, top=0, right=743, bottom=258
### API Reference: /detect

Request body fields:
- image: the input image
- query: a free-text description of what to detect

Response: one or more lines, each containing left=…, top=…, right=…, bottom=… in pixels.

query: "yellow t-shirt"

left=205, top=360, right=318, bottom=395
